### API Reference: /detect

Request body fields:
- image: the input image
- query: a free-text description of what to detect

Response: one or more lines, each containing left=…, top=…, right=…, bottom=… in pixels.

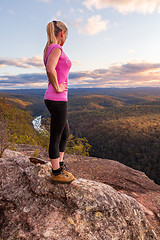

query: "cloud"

left=56, top=10, right=61, bottom=17
left=37, top=0, right=51, bottom=3
left=0, top=56, right=81, bottom=70
left=84, top=15, right=109, bottom=35
left=65, top=0, right=71, bottom=3
left=0, top=56, right=44, bottom=69
left=78, top=9, right=84, bottom=13
left=128, top=49, right=135, bottom=54
left=69, top=61, right=160, bottom=88
left=1, top=61, right=160, bottom=89
left=83, top=0, right=160, bottom=14
left=0, top=73, right=47, bottom=89
left=75, top=15, right=109, bottom=35
left=69, top=8, right=74, bottom=13
left=72, top=60, right=82, bottom=66
left=8, top=9, right=14, bottom=15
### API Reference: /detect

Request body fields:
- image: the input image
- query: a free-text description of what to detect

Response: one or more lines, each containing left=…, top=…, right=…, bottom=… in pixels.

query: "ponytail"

left=44, top=22, right=56, bottom=61
left=43, top=20, right=68, bottom=61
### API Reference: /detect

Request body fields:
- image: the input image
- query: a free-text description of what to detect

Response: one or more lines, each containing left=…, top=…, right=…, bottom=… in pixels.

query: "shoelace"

left=63, top=163, right=68, bottom=171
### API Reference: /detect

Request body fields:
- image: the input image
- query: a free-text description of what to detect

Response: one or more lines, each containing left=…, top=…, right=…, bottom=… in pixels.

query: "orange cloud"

left=1, top=61, right=160, bottom=89
left=69, top=62, right=160, bottom=87
left=0, top=56, right=44, bottom=69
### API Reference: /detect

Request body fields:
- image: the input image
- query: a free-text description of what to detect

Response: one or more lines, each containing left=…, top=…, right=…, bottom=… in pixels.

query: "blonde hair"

left=43, top=21, right=68, bottom=60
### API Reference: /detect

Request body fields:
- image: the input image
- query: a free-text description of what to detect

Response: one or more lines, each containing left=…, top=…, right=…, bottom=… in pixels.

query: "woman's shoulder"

left=48, top=43, right=63, bottom=50
left=44, top=44, right=63, bottom=66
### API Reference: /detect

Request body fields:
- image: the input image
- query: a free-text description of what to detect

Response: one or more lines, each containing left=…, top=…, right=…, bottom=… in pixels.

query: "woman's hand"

left=57, top=82, right=68, bottom=93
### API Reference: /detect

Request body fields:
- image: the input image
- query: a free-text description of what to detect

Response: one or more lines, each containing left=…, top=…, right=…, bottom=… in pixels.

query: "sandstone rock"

left=4, top=145, right=160, bottom=237
left=64, top=154, right=160, bottom=238
left=0, top=149, right=158, bottom=240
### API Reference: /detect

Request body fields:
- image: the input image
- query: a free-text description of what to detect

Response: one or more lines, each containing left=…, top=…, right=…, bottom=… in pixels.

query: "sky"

left=1, top=0, right=160, bottom=89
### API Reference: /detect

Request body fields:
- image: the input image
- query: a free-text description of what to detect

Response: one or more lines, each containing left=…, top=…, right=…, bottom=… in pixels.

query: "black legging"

left=44, top=100, right=70, bottom=159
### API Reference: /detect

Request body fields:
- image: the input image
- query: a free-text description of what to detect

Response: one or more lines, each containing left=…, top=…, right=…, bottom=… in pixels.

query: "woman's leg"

left=59, top=120, right=70, bottom=162
left=44, top=100, right=74, bottom=183
left=59, top=152, right=64, bottom=163
left=51, top=158, right=60, bottom=170
left=45, top=100, right=68, bottom=170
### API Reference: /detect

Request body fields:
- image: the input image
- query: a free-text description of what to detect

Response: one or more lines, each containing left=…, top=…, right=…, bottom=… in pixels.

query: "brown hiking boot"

left=51, top=169, right=75, bottom=184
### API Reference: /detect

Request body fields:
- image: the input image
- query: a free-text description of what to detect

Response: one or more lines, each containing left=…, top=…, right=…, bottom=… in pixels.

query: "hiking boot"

left=59, top=161, right=68, bottom=170
left=51, top=169, right=75, bottom=184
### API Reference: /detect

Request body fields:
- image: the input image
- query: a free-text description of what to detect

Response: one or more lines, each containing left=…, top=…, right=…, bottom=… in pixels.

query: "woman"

left=43, top=20, right=74, bottom=183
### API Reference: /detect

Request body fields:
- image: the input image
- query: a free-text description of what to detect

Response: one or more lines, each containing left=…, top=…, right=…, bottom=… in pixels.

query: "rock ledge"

left=0, top=149, right=158, bottom=240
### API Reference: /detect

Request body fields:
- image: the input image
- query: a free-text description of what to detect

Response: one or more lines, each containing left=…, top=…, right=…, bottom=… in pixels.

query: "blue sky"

left=1, top=0, right=160, bottom=89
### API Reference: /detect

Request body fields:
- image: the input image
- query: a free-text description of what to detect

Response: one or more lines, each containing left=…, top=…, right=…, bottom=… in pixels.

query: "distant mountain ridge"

left=1, top=87, right=160, bottom=115
left=69, top=95, right=123, bottom=111
left=0, top=86, right=160, bottom=97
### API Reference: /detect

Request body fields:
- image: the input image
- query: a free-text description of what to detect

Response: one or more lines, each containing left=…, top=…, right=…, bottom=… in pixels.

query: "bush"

left=0, top=119, right=9, bottom=157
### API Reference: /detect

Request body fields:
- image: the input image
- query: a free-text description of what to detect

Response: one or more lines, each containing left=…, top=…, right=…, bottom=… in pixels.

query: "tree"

left=0, top=119, right=9, bottom=157
left=66, top=134, right=91, bottom=156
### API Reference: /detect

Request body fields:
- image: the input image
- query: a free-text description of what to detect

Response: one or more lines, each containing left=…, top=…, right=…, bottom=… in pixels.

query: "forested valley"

left=0, top=87, right=160, bottom=184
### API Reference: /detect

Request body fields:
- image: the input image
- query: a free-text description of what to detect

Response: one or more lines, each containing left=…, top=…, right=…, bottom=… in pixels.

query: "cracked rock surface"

left=0, top=149, right=159, bottom=240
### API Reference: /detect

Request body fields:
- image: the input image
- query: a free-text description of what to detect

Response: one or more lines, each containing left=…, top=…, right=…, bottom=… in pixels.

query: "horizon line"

left=0, top=86, right=159, bottom=91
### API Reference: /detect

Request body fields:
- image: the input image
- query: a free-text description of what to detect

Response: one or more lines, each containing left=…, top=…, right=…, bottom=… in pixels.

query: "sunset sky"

left=0, top=0, right=160, bottom=89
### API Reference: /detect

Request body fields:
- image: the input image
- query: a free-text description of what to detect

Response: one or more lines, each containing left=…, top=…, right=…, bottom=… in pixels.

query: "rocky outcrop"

left=65, top=154, right=160, bottom=237
left=0, top=149, right=159, bottom=240
left=10, top=143, right=160, bottom=237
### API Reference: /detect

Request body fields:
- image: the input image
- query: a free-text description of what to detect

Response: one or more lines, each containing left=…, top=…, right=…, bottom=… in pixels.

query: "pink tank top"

left=44, top=44, right=72, bottom=101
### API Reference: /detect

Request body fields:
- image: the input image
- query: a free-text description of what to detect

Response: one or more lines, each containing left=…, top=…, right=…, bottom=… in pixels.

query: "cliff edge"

left=0, top=148, right=159, bottom=240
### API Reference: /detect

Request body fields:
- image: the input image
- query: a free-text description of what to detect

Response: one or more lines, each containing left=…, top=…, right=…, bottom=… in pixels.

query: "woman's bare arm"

left=45, top=48, right=67, bottom=93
